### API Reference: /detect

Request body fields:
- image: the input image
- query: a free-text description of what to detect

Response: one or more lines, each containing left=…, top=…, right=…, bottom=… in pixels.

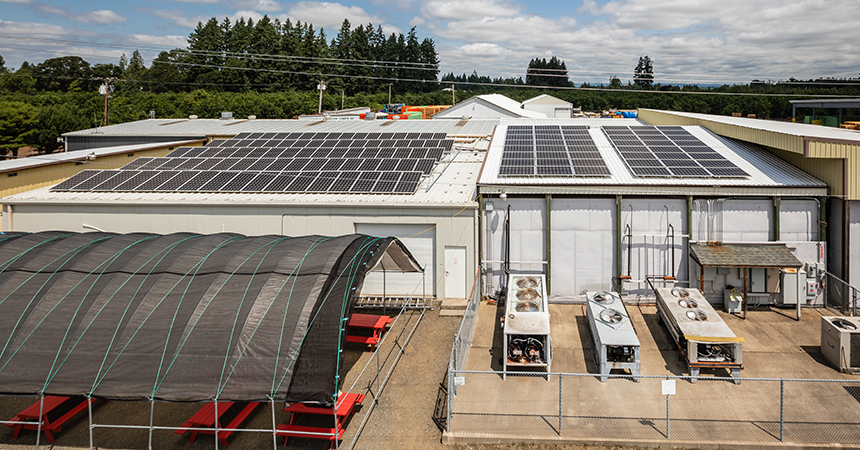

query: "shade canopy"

left=0, top=232, right=419, bottom=403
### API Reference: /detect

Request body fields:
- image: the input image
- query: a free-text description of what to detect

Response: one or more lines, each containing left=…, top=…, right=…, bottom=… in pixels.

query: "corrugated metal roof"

left=522, top=94, right=572, bottom=107
left=2, top=141, right=486, bottom=207
left=642, top=109, right=860, bottom=141
left=0, top=140, right=202, bottom=174
left=63, top=118, right=499, bottom=138
left=478, top=122, right=827, bottom=193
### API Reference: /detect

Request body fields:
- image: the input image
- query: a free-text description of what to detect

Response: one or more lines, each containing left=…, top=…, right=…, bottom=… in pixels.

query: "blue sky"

left=1, top=0, right=859, bottom=85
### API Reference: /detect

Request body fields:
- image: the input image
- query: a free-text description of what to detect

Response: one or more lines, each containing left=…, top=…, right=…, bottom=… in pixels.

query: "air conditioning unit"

left=821, top=316, right=860, bottom=373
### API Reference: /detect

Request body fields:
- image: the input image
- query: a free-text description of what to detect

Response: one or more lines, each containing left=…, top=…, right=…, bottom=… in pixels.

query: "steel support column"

left=774, top=196, right=781, bottom=241
left=546, top=194, right=552, bottom=295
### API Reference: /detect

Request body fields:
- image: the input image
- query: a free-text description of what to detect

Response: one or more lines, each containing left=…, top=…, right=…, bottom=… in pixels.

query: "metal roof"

left=641, top=109, right=860, bottom=141
left=433, top=94, right=546, bottom=119
left=64, top=118, right=500, bottom=139
left=690, top=244, right=803, bottom=268
left=478, top=122, right=827, bottom=196
left=789, top=98, right=860, bottom=109
left=0, top=140, right=203, bottom=174
left=522, top=94, right=572, bottom=107
left=2, top=140, right=487, bottom=208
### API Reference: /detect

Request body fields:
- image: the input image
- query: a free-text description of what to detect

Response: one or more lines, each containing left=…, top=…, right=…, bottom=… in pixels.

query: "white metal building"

left=4, top=119, right=500, bottom=301
left=478, top=119, right=828, bottom=304
left=522, top=94, right=573, bottom=119
left=433, top=94, right=546, bottom=120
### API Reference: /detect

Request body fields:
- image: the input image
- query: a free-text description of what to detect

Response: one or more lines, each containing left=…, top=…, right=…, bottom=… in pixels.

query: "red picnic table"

left=175, top=401, right=261, bottom=446
left=276, top=392, right=365, bottom=449
left=5, top=395, right=97, bottom=443
left=345, top=313, right=393, bottom=351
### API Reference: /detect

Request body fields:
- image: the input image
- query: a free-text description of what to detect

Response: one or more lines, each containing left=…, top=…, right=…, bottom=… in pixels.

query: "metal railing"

left=824, top=271, right=858, bottom=316
left=447, top=370, right=860, bottom=446
left=445, top=269, right=482, bottom=432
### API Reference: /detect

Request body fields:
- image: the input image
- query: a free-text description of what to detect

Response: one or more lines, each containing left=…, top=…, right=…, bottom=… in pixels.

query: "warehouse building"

left=433, top=94, right=547, bottom=119
left=477, top=118, right=829, bottom=306
left=522, top=94, right=574, bottom=118
left=2, top=119, right=498, bottom=302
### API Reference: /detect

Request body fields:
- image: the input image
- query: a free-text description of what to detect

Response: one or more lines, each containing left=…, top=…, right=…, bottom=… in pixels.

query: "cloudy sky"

left=1, top=0, right=858, bottom=85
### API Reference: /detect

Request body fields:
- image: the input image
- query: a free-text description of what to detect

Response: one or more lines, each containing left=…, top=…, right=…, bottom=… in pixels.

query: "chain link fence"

left=447, top=371, right=860, bottom=446
left=824, top=271, right=858, bottom=316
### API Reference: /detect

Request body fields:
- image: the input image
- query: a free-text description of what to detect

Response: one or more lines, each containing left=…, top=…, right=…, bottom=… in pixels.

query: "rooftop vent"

left=220, top=112, right=233, bottom=120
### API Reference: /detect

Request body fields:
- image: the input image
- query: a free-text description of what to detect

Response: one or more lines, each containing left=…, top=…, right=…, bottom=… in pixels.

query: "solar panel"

left=135, top=171, right=180, bottom=191
left=113, top=170, right=159, bottom=191
left=263, top=173, right=297, bottom=192
left=91, top=171, right=138, bottom=191
left=177, top=171, right=220, bottom=191
left=240, top=173, right=278, bottom=192
left=155, top=171, right=200, bottom=191
left=372, top=172, right=401, bottom=193
left=500, top=124, right=610, bottom=178
left=68, top=171, right=119, bottom=190
left=393, top=171, right=422, bottom=193
left=307, top=172, right=336, bottom=192
left=119, top=158, right=154, bottom=171
left=330, top=171, right=360, bottom=192
left=219, top=172, right=257, bottom=191
left=286, top=172, right=317, bottom=191
left=198, top=172, right=239, bottom=191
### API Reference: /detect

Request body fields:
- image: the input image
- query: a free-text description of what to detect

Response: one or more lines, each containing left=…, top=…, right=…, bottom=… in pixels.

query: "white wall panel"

left=550, top=198, right=615, bottom=295
left=851, top=200, right=860, bottom=286
left=780, top=199, right=818, bottom=241
left=722, top=199, right=773, bottom=242
left=621, top=199, right=687, bottom=294
left=356, top=223, right=436, bottom=296
left=483, top=198, right=545, bottom=296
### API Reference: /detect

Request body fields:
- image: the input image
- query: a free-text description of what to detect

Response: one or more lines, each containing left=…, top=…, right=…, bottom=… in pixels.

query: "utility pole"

left=388, top=83, right=392, bottom=105
left=317, top=80, right=326, bottom=114
left=452, top=84, right=455, bottom=104
left=341, top=90, right=345, bottom=110
left=99, top=78, right=113, bottom=126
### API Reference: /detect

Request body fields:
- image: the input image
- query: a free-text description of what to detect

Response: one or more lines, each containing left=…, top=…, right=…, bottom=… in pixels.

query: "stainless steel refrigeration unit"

left=655, top=287, right=744, bottom=383
left=503, top=274, right=551, bottom=380
left=585, top=291, right=640, bottom=381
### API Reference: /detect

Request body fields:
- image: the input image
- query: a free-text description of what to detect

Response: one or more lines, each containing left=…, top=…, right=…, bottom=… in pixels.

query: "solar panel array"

left=602, top=126, right=748, bottom=178
left=52, top=132, right=452, bottom=194
left=499, top=125, right=611, bottom=177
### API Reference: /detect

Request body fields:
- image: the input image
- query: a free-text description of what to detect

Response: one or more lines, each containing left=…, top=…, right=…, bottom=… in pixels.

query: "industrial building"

left=477, top=117, right=830, bottom=309
left=2, top=119, right=498, bottom=302
left=522, top=94, right=575, bottom=118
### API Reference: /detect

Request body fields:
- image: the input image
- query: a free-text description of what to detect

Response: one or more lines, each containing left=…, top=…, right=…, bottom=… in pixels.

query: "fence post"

left=780, top=379, right=785, bottom=442
left=665, top=381, right=670, bottom=440
left=446, top=368, right=453, bottom=433
left=558, top=374, right=562, bottom=435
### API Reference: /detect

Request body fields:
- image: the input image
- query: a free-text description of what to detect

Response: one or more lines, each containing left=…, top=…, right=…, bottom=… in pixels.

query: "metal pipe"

left=148, top=398, right=154, bottom=450
left=616, top=195, right=623, bottom=293
left=743, top=268, right=748, bottom=320
left=504, top=205, right=511, bottom=289
left=774, top=196, right=781, bottom=241
left=666, top=224, right=676, bottom=280
left=36, top=394, right=44, bottom=449
left=88, top=395, right=94, bottom=450
left=271, top=398, right=277, bottom=450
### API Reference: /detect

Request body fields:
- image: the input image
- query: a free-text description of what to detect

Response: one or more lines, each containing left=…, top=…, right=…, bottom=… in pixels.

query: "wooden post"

left=743, top=268, right=748, bottom=320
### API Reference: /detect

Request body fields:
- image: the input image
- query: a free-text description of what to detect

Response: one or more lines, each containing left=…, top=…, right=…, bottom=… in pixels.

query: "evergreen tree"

left=634, top=55, right=654, bottom=88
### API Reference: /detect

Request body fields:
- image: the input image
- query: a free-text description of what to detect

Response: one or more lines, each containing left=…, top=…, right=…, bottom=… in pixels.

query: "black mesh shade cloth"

left=0, top=232, right=420, bottom=403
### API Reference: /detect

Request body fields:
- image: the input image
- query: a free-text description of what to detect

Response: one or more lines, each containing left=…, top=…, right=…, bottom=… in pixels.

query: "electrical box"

left=724, top=288, right=743, bottom=313
left=703, top=267, right=717, bottom=281
left=805, top=262, right=818, bottom=278
left=750, top=268, right=766, bottom=293
left=806, top=279, right=817, bottom=299
left=781, top=269, right=806, bottom=305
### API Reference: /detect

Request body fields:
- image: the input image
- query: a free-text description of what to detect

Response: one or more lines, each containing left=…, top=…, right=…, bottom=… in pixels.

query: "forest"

left=1, top=15, right=859, bottom=155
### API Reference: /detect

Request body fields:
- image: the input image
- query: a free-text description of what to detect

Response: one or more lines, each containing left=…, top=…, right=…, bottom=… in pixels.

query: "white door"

left=444, top=246, right=467, bottom=299
left=355, top=223, right=435, bottom=296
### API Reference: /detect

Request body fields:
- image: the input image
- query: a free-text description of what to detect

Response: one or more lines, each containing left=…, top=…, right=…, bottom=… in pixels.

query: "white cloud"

left=425, top=0, right=860, bottom=84
left=33, top=4, right=127, bottom=25
left=420, top=0, right=521, bottom=21
left=286, top=2, right=384, bottom=30
left=231, top=0, right=284, bottom=12
left=81, top=10, right=128, bottom=25
left=150, top=9, right=212, bottom=29
left=128, top=34, right=188, bottom=47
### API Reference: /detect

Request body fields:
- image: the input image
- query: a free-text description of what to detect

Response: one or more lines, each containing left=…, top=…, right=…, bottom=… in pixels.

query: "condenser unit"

left=503, top=274, right=551, bottom=380
left=585, top=291, right=640, bottom=382
left=821, top=316, right=860, bottom=374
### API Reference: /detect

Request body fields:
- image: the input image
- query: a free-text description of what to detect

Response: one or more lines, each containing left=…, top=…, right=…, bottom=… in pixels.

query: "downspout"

left=478, top=194, right=484, bottom=297
left=546, top=194, right=552, bottom=295
left=687, top=196, right=693, bottom=287
left=773, top=196, right=781, bottom=241
left=616, top=195, right=623, bottom=294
